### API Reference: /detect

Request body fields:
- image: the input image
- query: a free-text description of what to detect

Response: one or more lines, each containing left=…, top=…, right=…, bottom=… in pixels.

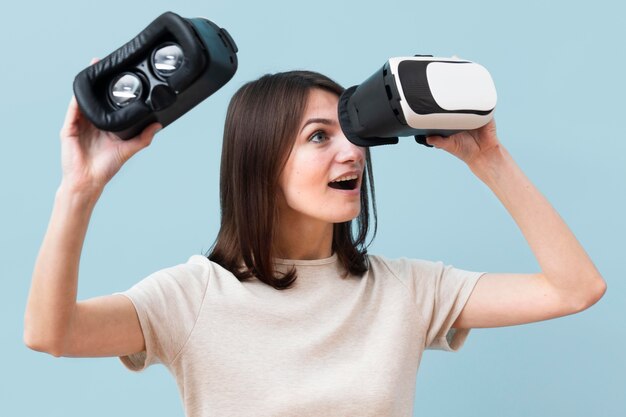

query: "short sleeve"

left=379, top=257, right=484, bottom=352
left=422, top=262, right=484, bottom=351
left=117, top=255, right=211, bottom=371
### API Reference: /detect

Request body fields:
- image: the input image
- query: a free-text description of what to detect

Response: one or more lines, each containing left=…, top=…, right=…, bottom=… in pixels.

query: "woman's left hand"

left=426, top=119, right=500, bottom=169
left=430, top=116, right=607, bottom=330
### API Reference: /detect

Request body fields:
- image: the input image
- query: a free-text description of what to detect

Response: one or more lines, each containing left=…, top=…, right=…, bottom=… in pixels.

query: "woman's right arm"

left=24, top=95, right=161, bottom=357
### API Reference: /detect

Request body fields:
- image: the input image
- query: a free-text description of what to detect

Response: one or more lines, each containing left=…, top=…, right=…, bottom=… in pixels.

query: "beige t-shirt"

left=119, top=254, right=483, bottom=417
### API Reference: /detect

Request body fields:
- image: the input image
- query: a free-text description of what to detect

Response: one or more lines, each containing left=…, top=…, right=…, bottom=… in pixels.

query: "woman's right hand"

left=24, top=91, right=160, bottom=358
left=59, top=95, right=161, bottom=193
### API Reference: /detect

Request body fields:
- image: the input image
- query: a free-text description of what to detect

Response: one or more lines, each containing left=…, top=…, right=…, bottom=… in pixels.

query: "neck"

left=275, top=215, right=333, bottom=260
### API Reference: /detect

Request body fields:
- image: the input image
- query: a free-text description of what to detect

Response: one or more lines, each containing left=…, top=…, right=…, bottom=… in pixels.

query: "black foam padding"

left=338, top=86, right=399, bottom=147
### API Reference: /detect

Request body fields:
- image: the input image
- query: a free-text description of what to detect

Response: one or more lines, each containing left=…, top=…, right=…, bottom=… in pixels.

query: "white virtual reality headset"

left=338, top=55, right=497, bottom=147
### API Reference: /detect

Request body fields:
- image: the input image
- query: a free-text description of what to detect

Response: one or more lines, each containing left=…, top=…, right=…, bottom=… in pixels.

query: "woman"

left=25, top=70, right=606, bottom=416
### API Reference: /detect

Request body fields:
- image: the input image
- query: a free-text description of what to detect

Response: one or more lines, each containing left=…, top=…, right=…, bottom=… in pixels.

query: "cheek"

left=279, top=147, right=334, bottom=207
left=280, top=165, right=310, bottom=204
left=290, top=154, right=327, bottom=188
left=287, top=169, right=322, bottom=203
left=291, top=169, right=305, bottom=197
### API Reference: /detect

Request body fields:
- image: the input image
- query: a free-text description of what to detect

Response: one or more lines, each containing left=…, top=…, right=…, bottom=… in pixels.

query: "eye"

left=309, top=130, right=329, bottom=144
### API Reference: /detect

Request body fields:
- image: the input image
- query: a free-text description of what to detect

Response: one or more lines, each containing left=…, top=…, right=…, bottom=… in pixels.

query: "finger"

left=425, top=135, right=447, bottom=149
left=61, top=58, right=100, bottom=138
left=138, top=122, right=162, bottom=146
left=482, top=118, right=497, bottom=135
left=60, top=96, right=82, bottom=138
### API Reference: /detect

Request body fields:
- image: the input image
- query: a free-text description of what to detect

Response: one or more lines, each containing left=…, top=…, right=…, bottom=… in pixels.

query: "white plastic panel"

left=426, top=62, right=497, bottom=111
left=388, top=57, right=496, bottom=129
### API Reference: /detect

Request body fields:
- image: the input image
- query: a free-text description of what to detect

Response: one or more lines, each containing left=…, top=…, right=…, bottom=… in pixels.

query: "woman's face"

left=278, top=88, right=366, bottom=226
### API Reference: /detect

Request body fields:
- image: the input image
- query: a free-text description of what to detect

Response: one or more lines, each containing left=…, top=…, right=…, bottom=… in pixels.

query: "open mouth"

left=328, top=175, right=359, bottom=191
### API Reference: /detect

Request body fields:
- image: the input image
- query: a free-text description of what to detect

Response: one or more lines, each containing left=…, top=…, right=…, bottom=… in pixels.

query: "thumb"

left=123, top=123, right=162, bottom=156
left=425, top=135, right=451, bottom=150
left=137, top=122, right=162, bottom=148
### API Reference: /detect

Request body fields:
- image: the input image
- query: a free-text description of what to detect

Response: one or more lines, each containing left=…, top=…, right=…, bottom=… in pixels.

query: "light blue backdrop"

left=1, top=0, right=624, bottom=416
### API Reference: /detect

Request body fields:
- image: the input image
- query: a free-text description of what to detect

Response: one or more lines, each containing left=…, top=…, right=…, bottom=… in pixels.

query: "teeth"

left=331, top=174, right=358, bottom=183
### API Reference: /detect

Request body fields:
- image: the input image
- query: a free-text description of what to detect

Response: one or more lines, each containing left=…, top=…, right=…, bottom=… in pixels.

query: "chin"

left=330, top=206, right=361, bottom=223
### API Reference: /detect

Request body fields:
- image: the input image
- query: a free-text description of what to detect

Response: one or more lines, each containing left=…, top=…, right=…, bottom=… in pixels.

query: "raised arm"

left=426, top=120, right=606, bottom=329
left=24, top=94, right=160, bottom=357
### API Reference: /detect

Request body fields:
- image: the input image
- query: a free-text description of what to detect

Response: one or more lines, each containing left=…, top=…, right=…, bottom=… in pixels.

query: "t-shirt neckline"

left=272, top=253, right=338, bottom=266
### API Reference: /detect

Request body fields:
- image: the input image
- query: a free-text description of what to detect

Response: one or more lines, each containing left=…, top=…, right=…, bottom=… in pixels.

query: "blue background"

left=1, top=0, right=624, bottom=416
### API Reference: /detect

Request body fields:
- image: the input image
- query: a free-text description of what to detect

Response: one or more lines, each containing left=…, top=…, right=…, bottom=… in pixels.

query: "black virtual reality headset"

left=73, top=11, right=238, bottom=139
left=338, top=55, right=497, bottom=147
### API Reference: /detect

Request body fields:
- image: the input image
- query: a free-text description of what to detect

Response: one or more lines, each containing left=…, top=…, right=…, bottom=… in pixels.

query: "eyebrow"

left=299, top=118, right=336, bottom=133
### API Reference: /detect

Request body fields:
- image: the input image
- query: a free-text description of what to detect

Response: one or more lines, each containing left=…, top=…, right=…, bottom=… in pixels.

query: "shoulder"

left=367, top=254, right=444, bottom=281
left=128, top=255, right=230, bottom=298
left=119, top=256, right=225, bottom=369
left=366, top=254, right=481, bottom=299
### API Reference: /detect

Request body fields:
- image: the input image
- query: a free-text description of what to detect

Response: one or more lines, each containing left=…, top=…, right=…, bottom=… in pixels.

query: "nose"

left=336, top=132, right=365, bottom=165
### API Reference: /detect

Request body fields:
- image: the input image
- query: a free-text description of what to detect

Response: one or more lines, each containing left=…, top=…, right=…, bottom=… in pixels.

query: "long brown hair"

left=208, top=71, right=376, bottom=289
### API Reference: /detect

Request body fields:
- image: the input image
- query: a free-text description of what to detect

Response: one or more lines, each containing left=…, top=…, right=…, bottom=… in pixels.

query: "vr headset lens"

left=152, top=43, right=184, bottom=77
left=108, top=42, right=184, bottom=108
left=109, top=73, right=144, bottom=108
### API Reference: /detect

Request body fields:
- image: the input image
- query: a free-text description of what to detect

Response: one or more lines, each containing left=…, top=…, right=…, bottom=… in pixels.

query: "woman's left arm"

left=426, top=120, right=606, bottom=329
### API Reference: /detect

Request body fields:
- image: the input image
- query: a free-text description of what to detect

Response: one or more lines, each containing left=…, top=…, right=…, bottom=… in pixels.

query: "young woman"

left=25, top=70, right=606, bottom=416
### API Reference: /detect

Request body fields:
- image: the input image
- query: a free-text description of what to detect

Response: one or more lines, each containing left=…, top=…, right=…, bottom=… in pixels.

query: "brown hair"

left=208, top=71, right=376, bottom=289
